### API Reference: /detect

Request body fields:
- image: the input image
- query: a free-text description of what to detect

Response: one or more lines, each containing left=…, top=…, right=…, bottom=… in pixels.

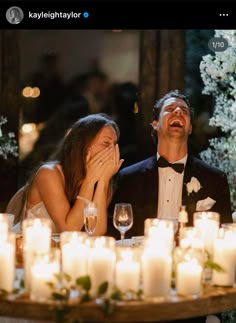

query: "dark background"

left=0, top=1, right=234, bottom=209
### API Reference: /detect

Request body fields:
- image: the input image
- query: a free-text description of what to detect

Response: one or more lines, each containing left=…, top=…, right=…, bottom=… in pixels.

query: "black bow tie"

left=157, top=156, right=184, bottom=174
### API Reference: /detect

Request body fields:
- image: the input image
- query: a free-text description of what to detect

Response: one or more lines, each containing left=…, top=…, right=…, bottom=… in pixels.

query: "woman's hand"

left=85, top=144, right=123, bottom=184
left=99, top=144, right=124, bottom=182
left=85, top=145, right=115, bottom=184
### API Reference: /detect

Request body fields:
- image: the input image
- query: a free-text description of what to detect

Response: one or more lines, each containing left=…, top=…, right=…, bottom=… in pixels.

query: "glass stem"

left=121, top=232, right=125, bottom=241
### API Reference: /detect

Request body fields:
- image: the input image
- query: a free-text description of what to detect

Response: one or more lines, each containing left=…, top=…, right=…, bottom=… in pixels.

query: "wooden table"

left=0, top=284, right=236, bottom=322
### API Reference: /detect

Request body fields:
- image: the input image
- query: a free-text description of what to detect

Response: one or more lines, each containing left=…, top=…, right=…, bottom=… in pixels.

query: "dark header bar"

left=1, top=1, right=235, bottom=29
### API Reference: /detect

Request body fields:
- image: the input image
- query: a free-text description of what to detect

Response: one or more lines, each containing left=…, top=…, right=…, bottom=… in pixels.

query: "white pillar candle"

left=144, top=219, right=174, bottom=252
left=223, top=225, right=236, bottom=268
left=87, top=236, right=115, bottom=297
left=193, top=212, right=219, bottom=255
left=0, top=213, right=11, bottom=239
left=30, top=249, right=60, bottom=301
left=23, top=218, right=52, bottom=292
left=176, top=259, right=202, bottom=296
left=0, top=233, right=15, bottom=292
left=142, top=247, right=172, bottom=300
left=212, top=235, right=236, bottom=286
left=144, top=218, right=159, bottom=236
left=115, top=247, right=140, bottom=293
left=179, top=227, right=204, bottom=250
left=23, top=218, right=52, bottom=252
left=61, top=232, right=88, bottom=286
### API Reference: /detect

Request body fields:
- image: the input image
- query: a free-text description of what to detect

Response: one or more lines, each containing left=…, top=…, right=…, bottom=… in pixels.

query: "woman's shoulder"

left=35, top=163, right=62, bottom=181
left=37, top=163, right=58, bottom=173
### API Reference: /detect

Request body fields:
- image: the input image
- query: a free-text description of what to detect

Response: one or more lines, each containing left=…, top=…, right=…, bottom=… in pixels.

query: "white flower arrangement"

left=0, top=116, right=18, bottom=160
left=186, top=177, right=202, bottom=196
left=200, top=29, right=236, bottom=210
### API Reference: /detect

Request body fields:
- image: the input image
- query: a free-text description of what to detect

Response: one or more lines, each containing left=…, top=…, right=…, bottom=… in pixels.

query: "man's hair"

left=152, top=89, right=193, bottom=121
left=151, top=90, right=194, bottom=145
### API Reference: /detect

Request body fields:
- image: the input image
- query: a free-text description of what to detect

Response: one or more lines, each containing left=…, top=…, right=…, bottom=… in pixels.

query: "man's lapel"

left=145, top=156, right=159, bottom=217
left=182, top=156, right=199, bottom=225
left=182, top=156, right=193, bottom=206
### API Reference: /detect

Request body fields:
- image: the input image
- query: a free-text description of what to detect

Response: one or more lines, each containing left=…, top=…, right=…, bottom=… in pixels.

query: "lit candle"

left=193, top=212, right=219, bottom=254
left=0, top=213, right=11, bottom=239
left=23, top=218, right=52, bottom=252
left=142, top=246, right=172, bottom=300
left=179, top=227, right=204, bottom=250
left=0, top=233, right=15, bottom=292
left=61, top=232, right=88, bottom=286
left=23, top=218, right=52, bottom=292
left=87, top=237, right=115, bottom=296
left=212, top=230, right=236, bottom=286
left=224, top=226, right=236, bottom=268
left=222, top=224, right=236, bottom=265
left=145, top=219, right=174, bottom=252
left=176, top=259, right=203, bottom=296
left=30, top=249, right=60, bottom=301
left=115, top=247, right=140, bottom=293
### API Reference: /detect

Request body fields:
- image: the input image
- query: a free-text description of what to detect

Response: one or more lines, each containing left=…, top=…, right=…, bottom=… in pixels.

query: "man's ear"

left=152, top=120, right=158, bottom=130
left=189, top=124, right=192, bottom=135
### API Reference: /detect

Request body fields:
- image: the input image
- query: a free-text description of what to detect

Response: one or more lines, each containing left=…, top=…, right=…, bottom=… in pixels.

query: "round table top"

left=1, top=283, right=236, bottom=322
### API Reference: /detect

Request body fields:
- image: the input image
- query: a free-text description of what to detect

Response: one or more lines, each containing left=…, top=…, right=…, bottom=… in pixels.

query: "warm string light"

left=22, top=86, right=40, bottom=98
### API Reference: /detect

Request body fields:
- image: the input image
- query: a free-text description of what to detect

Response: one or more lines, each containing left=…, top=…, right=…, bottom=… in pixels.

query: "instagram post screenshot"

left=0, top=1, right=236, bottom=323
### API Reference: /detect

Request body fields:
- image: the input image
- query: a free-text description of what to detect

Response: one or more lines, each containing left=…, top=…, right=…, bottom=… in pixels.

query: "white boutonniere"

left=186, top=177, right=202, bottom=196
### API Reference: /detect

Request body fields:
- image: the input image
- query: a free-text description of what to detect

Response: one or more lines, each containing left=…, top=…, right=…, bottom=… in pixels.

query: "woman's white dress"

left=12, top=202, right=58, bottom=234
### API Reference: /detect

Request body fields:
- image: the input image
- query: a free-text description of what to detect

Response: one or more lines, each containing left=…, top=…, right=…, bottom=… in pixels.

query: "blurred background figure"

left=81, top=70, right=110, bottom=114
left=22, top=49, right=67, bottom=124
left=19, top=95, right=90, bottom=186
left=65, top=69, right=110, bottom=115
left=108, top=81, right=139, bottom=167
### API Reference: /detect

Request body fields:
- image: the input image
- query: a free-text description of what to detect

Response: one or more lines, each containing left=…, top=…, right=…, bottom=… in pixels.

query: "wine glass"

left=113, top=203, right=133, bottom=243
left=83, top=202, right=97, bottom=236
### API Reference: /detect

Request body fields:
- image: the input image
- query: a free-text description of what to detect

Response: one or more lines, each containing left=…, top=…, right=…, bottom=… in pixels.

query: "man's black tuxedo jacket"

left=108, top=155, right=232, bottom=239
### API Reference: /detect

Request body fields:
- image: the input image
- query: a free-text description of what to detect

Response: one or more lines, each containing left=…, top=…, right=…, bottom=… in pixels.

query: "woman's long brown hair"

left=51, top=113, right=120, bottom=206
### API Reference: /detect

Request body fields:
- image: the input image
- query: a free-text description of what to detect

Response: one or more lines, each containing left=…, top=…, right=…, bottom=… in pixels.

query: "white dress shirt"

left=157, top=153, right=187, bottom=220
